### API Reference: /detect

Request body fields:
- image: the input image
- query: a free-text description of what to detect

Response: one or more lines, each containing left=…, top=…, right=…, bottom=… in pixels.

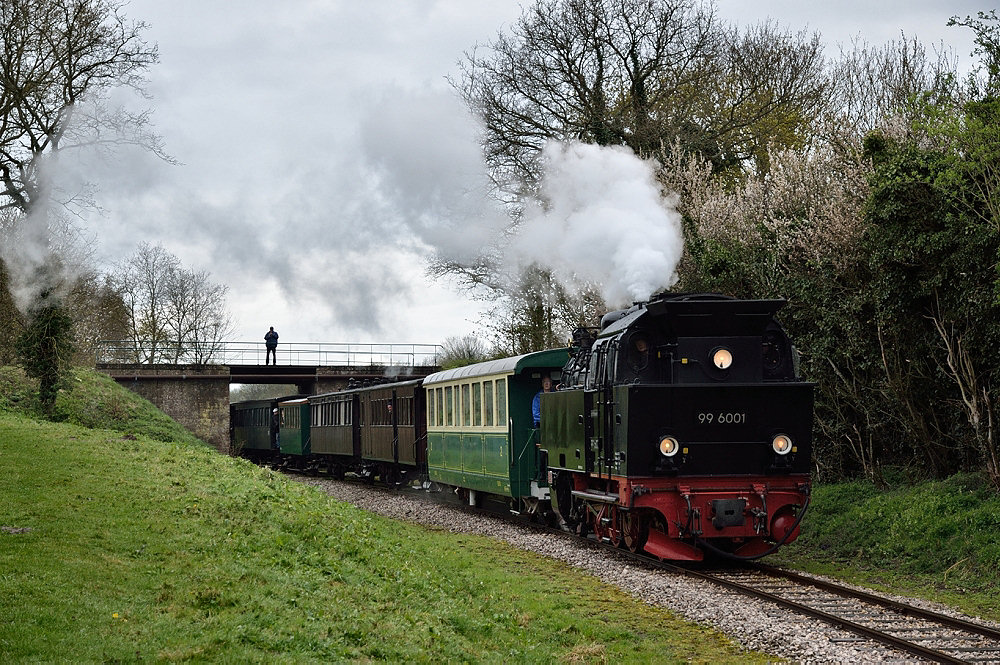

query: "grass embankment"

left=772, top=474, right=1000, bottom=621
left=1, top=367, right=769, bottom=663
left=0, top=366, right=204, bottom=448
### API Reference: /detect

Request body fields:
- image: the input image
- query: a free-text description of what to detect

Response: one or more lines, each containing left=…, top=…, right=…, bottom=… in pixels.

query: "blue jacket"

left=264, top=330, right=278, bottom=348
left=532, top=391, right=542, bottom=428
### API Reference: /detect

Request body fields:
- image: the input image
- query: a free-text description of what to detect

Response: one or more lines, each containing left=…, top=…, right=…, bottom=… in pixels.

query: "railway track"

left=670, top=562, right=1000, bottom=664
left=288, top=471, right=1000, bottom=663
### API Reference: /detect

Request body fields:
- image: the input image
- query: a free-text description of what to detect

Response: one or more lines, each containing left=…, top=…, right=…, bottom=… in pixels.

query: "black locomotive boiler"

left=541, top=293, right=813, bottom=560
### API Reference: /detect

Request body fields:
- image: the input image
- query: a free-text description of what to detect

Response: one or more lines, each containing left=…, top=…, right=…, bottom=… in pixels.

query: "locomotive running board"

left=644, top=528, right=703, bottom=561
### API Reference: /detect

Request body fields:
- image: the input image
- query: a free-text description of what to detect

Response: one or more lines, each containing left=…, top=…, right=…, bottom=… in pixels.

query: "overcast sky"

left=72, top=0, right=985, bottom=348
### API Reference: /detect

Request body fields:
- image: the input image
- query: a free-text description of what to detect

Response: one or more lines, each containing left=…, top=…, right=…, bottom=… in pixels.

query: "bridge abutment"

left=103, top=366, right=232, bottom=453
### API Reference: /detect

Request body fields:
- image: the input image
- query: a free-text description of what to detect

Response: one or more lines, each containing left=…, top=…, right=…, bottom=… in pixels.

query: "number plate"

left=696, top=411, right=748, bottom=425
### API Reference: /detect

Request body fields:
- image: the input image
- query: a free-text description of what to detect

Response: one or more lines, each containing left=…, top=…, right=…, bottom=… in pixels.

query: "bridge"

left=96, top=341, right=443, bottom=453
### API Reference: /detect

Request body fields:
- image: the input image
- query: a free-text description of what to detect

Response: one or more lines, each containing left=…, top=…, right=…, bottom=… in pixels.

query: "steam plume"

left=514, top=141, right=683, bottom=306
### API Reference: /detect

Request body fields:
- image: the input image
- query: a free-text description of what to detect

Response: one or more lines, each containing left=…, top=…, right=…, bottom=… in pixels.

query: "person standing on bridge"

left=264, top=327, right=279, bottom=365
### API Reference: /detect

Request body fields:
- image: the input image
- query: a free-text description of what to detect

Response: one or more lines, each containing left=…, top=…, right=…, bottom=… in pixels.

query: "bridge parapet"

left=96, top=341, right=443, bottom=367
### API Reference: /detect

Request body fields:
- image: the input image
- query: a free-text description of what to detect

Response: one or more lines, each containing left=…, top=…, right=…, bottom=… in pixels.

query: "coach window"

left=484, top=381, right=494, bottom=427
left=445, top=386, right=454, bottom=426
left=399, top=397, right=413, bottom=425
left=427, top=390, right=436, bottom=426
left=473, top=383, right=482, bottom=427
left=496, top=379, right=507, bottom=425
left=461, top=384, right=471, bottom=426
left=435, top=388, right=443, bottom=426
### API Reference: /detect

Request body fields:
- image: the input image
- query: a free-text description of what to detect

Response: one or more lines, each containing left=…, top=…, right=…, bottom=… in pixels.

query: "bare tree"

left=437, top=334, right=491, bottom=369
left=443, top=0, right=828, bottom=349
left=164, top=267, right=233, bottom=364
left=111, top=242, right=177, bottom=363
left=110, top=243, right=233, bottom=365
left=822, top=36, right=962, bottom=151
left=1, top=0, right=162, bottom=216
left=455, top=0, right=827, bottom=194
left=1, top=0, right=163, bottom=397
left=64, top=269, right=130, bottom=363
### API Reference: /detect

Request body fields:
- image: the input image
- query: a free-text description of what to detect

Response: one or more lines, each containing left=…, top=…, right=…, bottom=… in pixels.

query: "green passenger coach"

left=423, top=348, right=569, bottom=507
left=278, top=397, right=311, bottom=456
left=230, top=398, right=277, bottom=458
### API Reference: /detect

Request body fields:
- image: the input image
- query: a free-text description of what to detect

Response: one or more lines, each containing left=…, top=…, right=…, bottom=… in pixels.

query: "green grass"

left=1, top=367, right=773, bottom=663
left=0, top=365, right=204, bottom=447
left=771, top=474, right=1000, bottom=621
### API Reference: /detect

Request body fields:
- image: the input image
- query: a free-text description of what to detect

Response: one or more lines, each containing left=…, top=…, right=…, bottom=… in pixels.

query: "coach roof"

left=423, top=348, right=570, bottom=386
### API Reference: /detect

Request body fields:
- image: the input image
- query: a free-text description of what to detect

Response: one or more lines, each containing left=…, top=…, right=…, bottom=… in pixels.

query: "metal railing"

left=96, top=341, right=444, bottom=367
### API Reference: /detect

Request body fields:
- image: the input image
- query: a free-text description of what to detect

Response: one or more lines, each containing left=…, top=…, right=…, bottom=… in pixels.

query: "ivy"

left=16, top=291, right=75, bottom=415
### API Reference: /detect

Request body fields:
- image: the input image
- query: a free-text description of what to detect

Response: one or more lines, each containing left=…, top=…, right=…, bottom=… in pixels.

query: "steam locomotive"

left=231, top=292, right=814, bottom=561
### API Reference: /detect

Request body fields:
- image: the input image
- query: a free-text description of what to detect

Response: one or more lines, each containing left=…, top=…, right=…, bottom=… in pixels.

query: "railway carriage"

left=307, top=390, right=359, bottom=476
left=422, top=349, right=569, bottom=512
left=355, top=378, right=426, bottom=484
left=268, top=381, right=427, bottom=482
left=277, top=397, right=311, bottom=457
left=231, top=396, right=297, bottom=461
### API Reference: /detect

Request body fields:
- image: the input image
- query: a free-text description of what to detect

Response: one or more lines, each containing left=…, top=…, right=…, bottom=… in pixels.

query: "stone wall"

left=112, top=367, right=232, bottom=453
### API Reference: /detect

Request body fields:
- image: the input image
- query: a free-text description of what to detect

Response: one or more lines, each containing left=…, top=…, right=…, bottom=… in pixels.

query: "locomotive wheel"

left=621, top=511, right=649, bottom=553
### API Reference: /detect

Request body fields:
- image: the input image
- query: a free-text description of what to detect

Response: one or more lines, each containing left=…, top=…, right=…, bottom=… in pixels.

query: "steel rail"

left=449, top=493, right=996, bottom=664
left=660, top=563, right=974, bottom=664
left=752, top=562, right=1000, bottom=643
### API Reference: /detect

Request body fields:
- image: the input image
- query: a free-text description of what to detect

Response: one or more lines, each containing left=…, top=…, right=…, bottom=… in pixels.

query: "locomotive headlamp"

left=658, top=436, right=680, bottom=457
left=712, top=347, right=733, bottom=370
left=772, top=434, right=793, bottom=455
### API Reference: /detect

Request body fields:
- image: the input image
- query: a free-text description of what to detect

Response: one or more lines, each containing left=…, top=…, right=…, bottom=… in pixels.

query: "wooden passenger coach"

left=309, top=391, right=357, bottom=461
left=357, top=380, right=427, bottom=481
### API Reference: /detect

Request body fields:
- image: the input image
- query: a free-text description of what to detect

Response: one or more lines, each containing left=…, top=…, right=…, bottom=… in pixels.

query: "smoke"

left=0, top=151, right=93, bottom=313
left=514, top=141, right=683, bottom=306
left=358, top=89, right=684, bottom=311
